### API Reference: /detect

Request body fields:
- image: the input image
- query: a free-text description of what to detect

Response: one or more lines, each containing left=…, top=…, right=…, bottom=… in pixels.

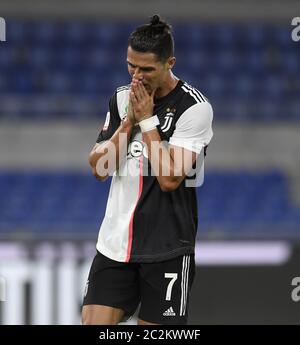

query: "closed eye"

left=127, top=61, right=155, bottom=72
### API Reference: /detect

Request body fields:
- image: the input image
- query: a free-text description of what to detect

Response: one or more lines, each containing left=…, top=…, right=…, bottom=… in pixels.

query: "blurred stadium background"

left=0, top=0, right=300, bottom=324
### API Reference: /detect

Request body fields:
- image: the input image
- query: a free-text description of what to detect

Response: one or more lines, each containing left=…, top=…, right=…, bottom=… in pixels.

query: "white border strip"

left=195, top=241, right=291, bottom=266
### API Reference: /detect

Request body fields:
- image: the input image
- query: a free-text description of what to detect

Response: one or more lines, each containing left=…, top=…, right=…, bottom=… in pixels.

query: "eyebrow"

left=127, top=61, right=156, bottom=71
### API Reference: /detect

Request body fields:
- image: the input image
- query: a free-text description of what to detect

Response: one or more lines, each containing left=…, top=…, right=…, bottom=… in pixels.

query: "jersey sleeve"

left=96, top=92, right=121, bottom=143
left=169, top=101, right=213, bottom=154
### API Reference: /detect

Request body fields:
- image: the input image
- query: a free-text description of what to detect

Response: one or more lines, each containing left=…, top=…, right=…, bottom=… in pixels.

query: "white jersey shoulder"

left=116, top=85, right=130, bottom=121
left=169, top=85, right=213, bottom=154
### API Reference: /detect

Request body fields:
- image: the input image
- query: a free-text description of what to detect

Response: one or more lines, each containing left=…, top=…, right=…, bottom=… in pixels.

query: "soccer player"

left=82, top=15, right=213, bottom=325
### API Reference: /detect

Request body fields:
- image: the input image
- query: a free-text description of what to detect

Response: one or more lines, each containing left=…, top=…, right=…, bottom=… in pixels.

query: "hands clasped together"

left=126, top=78, right=156, bottom=125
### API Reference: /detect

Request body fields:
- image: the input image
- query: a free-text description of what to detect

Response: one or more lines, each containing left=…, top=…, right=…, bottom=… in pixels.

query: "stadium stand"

left=0, top=170, right=299, bottom=239
left=0, top=20, right=299, bottom=122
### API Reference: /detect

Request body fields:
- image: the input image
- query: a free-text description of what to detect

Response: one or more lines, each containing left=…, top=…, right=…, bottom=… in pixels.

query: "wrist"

left=121, top=117, right=133, bottom=131
left=139, top=115, right=160, bottom=133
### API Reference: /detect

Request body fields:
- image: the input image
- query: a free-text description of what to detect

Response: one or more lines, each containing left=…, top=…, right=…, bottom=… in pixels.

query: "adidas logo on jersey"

left=163, top=307, right=176, bottom=316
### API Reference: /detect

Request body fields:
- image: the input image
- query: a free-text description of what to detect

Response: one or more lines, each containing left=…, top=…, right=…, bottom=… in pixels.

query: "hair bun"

left=150, top=15, right=161, bottom=26
left=149, top=14, right=171, bottom=33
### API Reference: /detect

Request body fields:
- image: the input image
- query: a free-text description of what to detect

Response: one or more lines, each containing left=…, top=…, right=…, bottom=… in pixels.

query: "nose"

left=133, top=69, right=144, bottom=81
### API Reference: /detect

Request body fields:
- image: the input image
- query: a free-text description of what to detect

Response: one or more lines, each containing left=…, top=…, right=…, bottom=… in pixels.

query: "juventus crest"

left=161, top=109, right=175, bottom=132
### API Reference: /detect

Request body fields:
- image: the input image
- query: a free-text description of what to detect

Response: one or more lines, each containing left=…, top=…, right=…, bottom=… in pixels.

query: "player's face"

left=127, top=46, right=171, bottom=94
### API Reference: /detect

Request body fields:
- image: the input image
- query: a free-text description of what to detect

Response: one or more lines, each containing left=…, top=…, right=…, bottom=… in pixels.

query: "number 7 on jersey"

left=164, top=273, right=178, bottom=301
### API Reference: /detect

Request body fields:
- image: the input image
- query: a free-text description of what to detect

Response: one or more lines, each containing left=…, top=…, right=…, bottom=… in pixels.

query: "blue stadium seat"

left=272, top=25, right=294, bottom=48
left=283, top=53, right=300, bottom=74
left=288, top=99, right=300, bottom=121
left=261, top=75, right=286, bottom=99
left=84, top=47, right=112, bottom=70
left=12, top=69, right=35, bottom=93
left=213, top=49, right=241, bottom=75
left=58, top=46, right=83, bottom=70
left=64, top=21, right=88, bottom=45
left=210, top=25, right=239, bottom=48
left=30, top=21, right=60, bottom=45
left=0, top=73, right=8, bottom=93
left=45, top=71, right=73, bottom=93
left=244, top=50, right=266, bottom=74
left=242, top=25, right=268, bottom=48
left=30, top=46, right=53, bottom=68
left=0, top=46, right=15, bottom=69
left=175, top=24, right=210, bottom=50
left=91, top=23, right=121, bottom=47
left=8, top=21, right=31, bottom=44
left=233, top=75, right=256, bottom=99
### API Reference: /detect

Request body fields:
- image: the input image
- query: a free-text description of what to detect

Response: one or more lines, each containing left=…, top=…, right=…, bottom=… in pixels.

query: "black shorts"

left=82, top=251, right=195, bottom=325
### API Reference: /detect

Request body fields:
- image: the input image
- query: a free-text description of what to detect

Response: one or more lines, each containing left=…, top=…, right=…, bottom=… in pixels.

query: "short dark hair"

left=128, top=14, right=174, bottom=63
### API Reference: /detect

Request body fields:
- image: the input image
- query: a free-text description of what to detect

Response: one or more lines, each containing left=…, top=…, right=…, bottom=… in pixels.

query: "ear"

left=167, top=56, right=176, bottom=70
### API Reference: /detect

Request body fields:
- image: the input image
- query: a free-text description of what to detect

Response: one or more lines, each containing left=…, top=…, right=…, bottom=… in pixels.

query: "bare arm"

left=142, top=129, right=198, bottom=191
left=89, top=119, right=133, bottom=181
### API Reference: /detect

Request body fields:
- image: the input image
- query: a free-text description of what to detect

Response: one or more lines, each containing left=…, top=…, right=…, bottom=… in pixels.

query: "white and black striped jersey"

left=95, top=79, right=213, bottom=263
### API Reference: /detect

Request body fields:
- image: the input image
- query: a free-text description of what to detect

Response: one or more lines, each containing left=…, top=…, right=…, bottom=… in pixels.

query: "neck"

left=155, top=72, right=179, bottom=99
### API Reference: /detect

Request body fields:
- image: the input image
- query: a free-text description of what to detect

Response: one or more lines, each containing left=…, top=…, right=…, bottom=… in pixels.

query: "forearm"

left=142, top=129, right=180, bottom=191
left=89, top=120, right=133, bottom=179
